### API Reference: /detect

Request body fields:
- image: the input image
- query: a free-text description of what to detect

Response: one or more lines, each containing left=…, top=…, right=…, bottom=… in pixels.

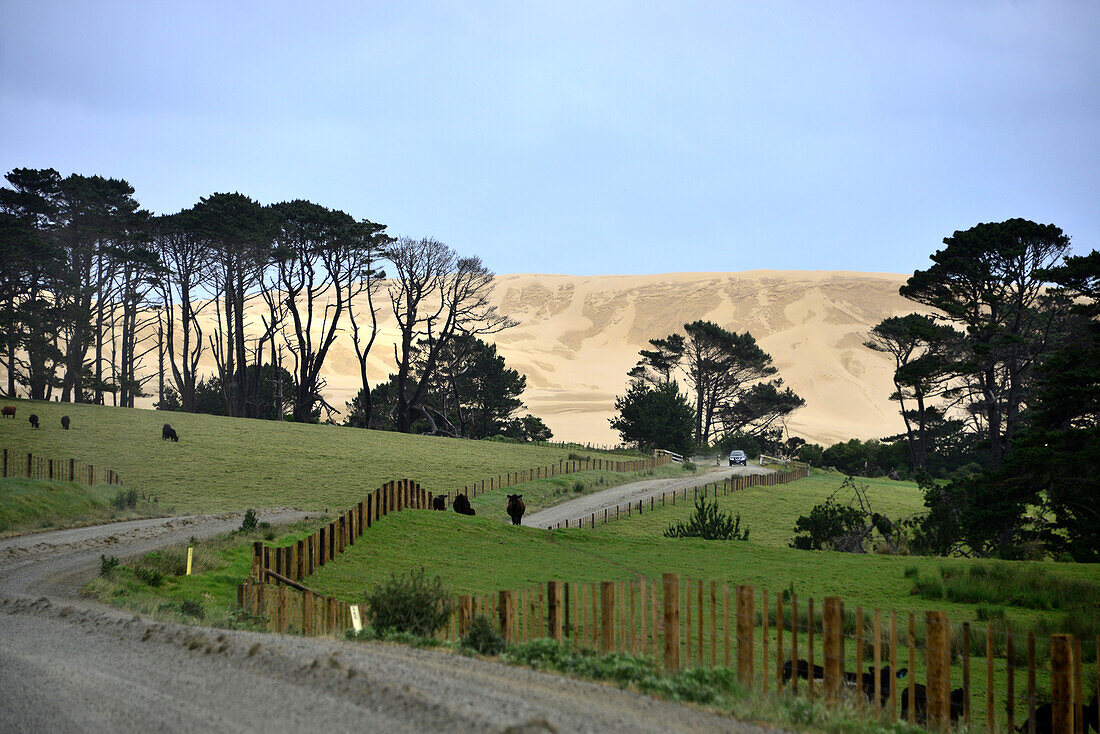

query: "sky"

left=2, top=1, right=1098, bottom=277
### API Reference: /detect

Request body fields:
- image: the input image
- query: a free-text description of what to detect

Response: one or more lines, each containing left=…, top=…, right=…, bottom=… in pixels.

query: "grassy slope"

left=0, top=477, right=162, bottom=534
left=0, top=399, right=616, bottom=513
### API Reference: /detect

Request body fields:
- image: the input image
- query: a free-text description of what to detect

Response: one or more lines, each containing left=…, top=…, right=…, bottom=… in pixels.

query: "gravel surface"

left=0, top=507, right=782, bottom=733
left=523, top=464, right=773, bottom=529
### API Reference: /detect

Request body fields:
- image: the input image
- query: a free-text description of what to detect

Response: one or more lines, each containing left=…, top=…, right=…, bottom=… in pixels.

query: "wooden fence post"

left=663, top=573, right=680, bottom=672
left=458, top=595, right=473, bottom=637
left=737, top=585, right=754, bottom=687
left=824, top=596, right=843, bottom=705
left=1052, top=634, right=1073, bottom=734
left=926, top=611, right=951, bottom=730
left=600, top=581, right=616, bottom=654
left=545, top=581, right=563, bottom=638
left=499, top=590, right=513, bottom=641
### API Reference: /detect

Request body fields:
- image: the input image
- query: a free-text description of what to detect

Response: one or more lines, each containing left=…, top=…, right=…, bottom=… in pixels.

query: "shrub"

left=664, top=497, right=749, bottom=541
left=790, top=499, right=866, bottom=551
left=111, top=488, right=139, bottom=510
left=572, top=480, right=585, bottom=493
left=364, top=567, right=455, bottom=637
left=179, top=599, right=205, bottom=619
left=567, top=452, right=587, bottom=462
left=239, top=509, right=258, bottom=533
left=100, top=555, right=119, bottom=576
left=132, top=565, right=164, bottom=587
left=682, top=460, right=697, bottom=472
left=463, top=614, right=506, bottom=655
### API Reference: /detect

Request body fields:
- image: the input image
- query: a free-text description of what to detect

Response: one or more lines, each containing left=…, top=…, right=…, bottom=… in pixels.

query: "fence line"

left=242, top=571, right=1098, bottom=734
left=0, top=448, right=123, bottom=486
left=548, top=465, right=809, bottom=530
left=442, top=452, right=672, bottom=504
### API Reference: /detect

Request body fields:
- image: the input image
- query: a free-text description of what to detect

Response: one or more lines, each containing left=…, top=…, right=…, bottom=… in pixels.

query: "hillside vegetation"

left=0, top=400, right=616, bottom=513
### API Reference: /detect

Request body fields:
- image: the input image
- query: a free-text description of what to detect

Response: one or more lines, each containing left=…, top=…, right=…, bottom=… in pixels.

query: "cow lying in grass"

left=452, top=494, right=475, bottom=516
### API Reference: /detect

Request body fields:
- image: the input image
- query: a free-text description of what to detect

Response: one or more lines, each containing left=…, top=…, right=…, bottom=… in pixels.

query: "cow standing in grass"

left=506, top=494, right=526, bottom=525
left=28, top=414, right=39, bottom=429
left=432, top=495, right=446, bottom=511
left=162, top=423, right=178, bottom=442
left=61, top=415, right=70, bottom=430
left=1, top=406, right=14, bottom=419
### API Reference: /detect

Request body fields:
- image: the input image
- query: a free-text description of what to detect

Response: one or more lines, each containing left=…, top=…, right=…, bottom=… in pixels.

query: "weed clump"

left=364, top=567, right=454, bottom=637
left=463, top=614, right=505, bottom=655
left=133, top=565, right=164, bottom=587
left=664, top=497, right=749, bottom=541
left=572, top=480, right=585, bottom=493
left=682, top=461, right=697, bottom=472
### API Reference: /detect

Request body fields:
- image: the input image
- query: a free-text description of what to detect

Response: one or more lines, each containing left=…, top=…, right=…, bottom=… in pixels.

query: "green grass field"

left=0, top=399, right=624, bottom=513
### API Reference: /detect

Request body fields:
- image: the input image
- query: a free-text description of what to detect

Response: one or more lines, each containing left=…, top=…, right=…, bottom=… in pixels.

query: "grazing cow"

left=506, top=494, right=526, bottom=525
left=452, top=494, right=475, bottom=516
left=28, top=414, right=39, bottom=429
left=162, top=423, right=178, bottom=442
left=61, top=415, right=70, bottom=430
left=901, top=682, right=966, bottom=725
left=432, top=495, right=446, bottom=511
left=1, top=406, right=14, bottom=419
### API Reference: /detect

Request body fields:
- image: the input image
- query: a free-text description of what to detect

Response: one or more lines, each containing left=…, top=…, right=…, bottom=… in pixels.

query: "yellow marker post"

left=350, top=604, right=363, bottom=633
left=186, top=547, right=193, bottom=575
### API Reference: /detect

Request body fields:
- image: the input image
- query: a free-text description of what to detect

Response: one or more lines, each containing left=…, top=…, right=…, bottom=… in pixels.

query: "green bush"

left=682, top=460, right=696, bottom=472
left=462, top=614, right=505, bottom=655
left=111, top=488, right=139, bottom=510
left=790, top=498, right=866, bottom=551
left=100, top=555, right=119, bottom=576
left=664, top=497, right=749, bottom=541
left=239, top=509, right=258, bottom=533
left=572, top=480, right=585, bottom=493
left=364, top=567, right=455, bottom=637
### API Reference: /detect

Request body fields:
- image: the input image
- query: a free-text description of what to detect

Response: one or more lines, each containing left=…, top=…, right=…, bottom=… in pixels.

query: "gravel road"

left=523, top=463, right=773, bottom=529
left=0, top=508, right=780, bottom=733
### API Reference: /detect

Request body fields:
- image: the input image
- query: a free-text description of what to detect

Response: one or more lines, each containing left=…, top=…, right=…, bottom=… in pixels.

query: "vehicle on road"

left=729, top=450, right=747, bottom=466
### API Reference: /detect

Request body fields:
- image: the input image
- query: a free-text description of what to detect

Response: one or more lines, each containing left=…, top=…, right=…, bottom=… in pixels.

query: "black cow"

left=846, top=666, right=907, bottom=707
left=28, top=414, right=39, bottom=429
left=61, top=415, right=70, bottom=430
left=782, top=658, right=824, bottom=684
left=452, top=494, right=475, bottom=516
left=162, top=423, right=178, bottom=442
left=506, top=494, right=526, bottom=525
left=1017, top=695, right=1099, bottom=734
left=901, top=682, right=965, bottom=725
left=432, top=495, right=446, bottom=511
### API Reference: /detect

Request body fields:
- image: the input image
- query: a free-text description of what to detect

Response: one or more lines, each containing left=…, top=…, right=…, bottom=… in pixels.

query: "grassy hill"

left=0, top=399, right=618, bottom=513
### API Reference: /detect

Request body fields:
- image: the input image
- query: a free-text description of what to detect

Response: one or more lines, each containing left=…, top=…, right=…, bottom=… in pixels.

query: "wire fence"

left=1, top=448, right=123, bottom=486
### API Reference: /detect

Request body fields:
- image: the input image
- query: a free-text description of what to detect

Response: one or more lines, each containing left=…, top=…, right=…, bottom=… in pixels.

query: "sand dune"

left=49, top=271, right=919, bottom=447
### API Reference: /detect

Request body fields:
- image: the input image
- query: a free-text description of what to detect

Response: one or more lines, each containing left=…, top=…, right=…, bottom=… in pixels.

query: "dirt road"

left=523, top=463, right=773, bottom=529
left=0, top=509, right=778, bottom=733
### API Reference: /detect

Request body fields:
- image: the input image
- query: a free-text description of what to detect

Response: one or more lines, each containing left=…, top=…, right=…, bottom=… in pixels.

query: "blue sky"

left=2, top=1, right=1097, bottom=276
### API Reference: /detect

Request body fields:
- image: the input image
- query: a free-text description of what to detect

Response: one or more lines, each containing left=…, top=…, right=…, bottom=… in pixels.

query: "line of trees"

left=1, top=167, right=533, bottom=436
left=610, top=320, right=804, bottom=455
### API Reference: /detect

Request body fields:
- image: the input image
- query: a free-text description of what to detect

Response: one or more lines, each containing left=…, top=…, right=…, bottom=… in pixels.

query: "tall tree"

left=865, top=314, right=961, bottom=471
left=899, top=219, right=1070, bottom=469
left=387, top=236, right=514, bottom=432
left=345, top=218, right=390, bottom=428
left=191, top=193, right=272, bottom=418
left=150, top=211, right=213, bottom=412
left=610, top=380, right=695, bottom=456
